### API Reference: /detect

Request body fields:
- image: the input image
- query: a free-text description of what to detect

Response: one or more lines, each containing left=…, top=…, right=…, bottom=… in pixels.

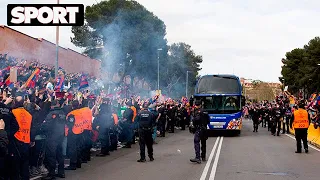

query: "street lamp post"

left=186, top=71, right=190, bottom=97
left=55, top=0, right=60, bottom=78
left=157, top=48, right=163, bottom=91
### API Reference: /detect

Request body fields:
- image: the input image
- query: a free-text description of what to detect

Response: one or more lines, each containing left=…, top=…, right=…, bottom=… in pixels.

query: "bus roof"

left=200, top=74, right=240, bottom=80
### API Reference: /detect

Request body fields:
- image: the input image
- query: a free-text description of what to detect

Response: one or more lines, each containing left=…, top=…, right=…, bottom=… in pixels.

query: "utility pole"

left=186, top=71, right=189, bottom=97
left=55, top=0, right=60, bottom=78
left=157, top=48, right=162, bottom=92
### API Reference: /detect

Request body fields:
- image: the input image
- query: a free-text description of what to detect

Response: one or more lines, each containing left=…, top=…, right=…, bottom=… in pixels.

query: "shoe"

left=64, top=166, right=76, bottom=170
left=55, top=173, right=65, bottom=178
left=30, top=166, right=40, bottom=176
left=305, top=149, right=309, bottom=153
left=202, top=157, right=206, bottom=161
left=76, top=164, right=81, bottom=168
left=190, top=158, right=201, bottom=164
left=42, top=175, right=56, bottom=180
left=137, top=159, right=146, bottom=163
left=123, top=145, right=131, bottom=148
left=295, top=151, right=301, bottom=153
left=150, top=157, right=154, bottom=161
left=39, top=165, right=49, bottom=175
left=153, top=141, right=158, bottom=144
left=82, top=160, right=88, bottom=163
left=96, top=152, right=110, bottom=157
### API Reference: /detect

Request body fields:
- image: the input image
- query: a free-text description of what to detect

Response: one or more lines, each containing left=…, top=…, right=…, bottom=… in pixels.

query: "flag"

left=317, top=95, right=320, bottom=106
left=0, top=66, right=10, bottom=78
left=25, top=68, right=40, bottom=88
left=309, top=93, right=317, bottom=101
left=4, top=76, right=14, bottom=89
left=55, top=75, right=65, bottom=91
left=79, top=74, right=89, bottom=90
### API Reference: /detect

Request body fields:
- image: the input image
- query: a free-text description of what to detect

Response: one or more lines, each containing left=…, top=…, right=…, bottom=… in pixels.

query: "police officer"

left=95, top=102, right=113, bottom=156
left=272, top=103, right=283, bottom=136
left=190, top=100, right=210, bottom=164
left=136, top=103, right=156, bottom=162
left=283, top=103, right=292, bottom=134
left=290, top=101, right=310, bottom=153
left=41, top=99, right=66, bottom=179
left=65, top=100, right=82, bottom=170
left=158, top=104, right=167, bottom=137
left=11, top=96, right=35, bottom=180
left=122, top=101, right=134, bottom=148
left=0, top=119, right=8, bottom=179
left=252, top=105, right=261, bottom=132
left=0, top=95, right=18, bottom=180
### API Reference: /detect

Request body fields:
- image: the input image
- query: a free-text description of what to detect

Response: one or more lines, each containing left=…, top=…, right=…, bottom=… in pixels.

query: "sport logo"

left=7, top=4, right=84, bottom=26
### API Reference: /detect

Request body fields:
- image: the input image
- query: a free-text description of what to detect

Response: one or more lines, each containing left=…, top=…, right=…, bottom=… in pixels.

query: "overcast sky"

left=1, top=0, right=320, bottom=82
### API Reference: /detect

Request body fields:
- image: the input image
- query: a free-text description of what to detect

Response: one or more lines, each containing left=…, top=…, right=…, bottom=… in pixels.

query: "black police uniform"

left=272, top=106, right=284, bottom=136
left=252, top=108, right=261, bottom=132
left=122, top=107, right=134, bottom=148
left=94, top=103, right=114, bottom=156
left=158, top=106, right=167, bottom=137
left=41, top=107, right=66, bottom=179
left=283, top=106, right=292, bottom=134
left=136, top=109, right=155, bottom=162
left=190, top=107, right=210, bottom=163
left=0, top=102, right=18, bottom=180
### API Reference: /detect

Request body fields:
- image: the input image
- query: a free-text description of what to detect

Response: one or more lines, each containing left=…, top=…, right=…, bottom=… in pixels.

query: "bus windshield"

left=197, top=76, right=240, bottom=94
left=200, top=96, right=241, bottom=114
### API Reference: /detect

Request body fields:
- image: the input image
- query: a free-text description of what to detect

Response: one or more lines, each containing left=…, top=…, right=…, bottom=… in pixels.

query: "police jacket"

left=251, top=109, right=261, bottom=121
left=41, top=107, right=66, bottom=140
left=0, top=129, right=8, bottom=157
left=192, top=108, right=210, bottom=129
left=123, top=107, right=134, bottom=123
left=94, top=104, right=113, bottom=134
left=272, top=107, right=284, bottom=120
left=0, top=102, right=19, bottom=140
left=136, top=109, right=155, bottom=129
left=158, top=107, right=167, bottom=120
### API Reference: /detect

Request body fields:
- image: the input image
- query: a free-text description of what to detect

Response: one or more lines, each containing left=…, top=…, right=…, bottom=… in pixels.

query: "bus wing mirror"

left=241, top=96, right=246, bottom=107
left=189, top=96, right=194, bottom=106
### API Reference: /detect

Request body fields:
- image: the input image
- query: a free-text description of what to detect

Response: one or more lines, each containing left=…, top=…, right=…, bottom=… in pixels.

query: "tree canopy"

left=71, top=0, right=203, bottom=98
left=280, top=37, right=320, bottom=95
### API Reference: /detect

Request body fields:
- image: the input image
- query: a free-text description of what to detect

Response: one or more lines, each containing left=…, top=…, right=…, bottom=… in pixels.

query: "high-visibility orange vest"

left=12, top=108, right=32, bottom=143
left=112, top=113, right=119, bottom=125
left=293, top=109, right=309, bottom=129
left=80, top=107, right=93, bottom=131
left=131, top=106, right=137, bottom=122
left=67, top=109, right=85, bottom=135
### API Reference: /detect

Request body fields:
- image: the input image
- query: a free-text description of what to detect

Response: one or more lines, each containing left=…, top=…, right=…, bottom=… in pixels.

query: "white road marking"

left=285, top=134, right=320, bottom=152
left=209, top=137, right=224, bottom=180
left=200, top=136, right=220, bottom=180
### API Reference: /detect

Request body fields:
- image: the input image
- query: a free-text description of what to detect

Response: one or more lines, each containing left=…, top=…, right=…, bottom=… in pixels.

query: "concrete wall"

left=0, top=25, right=101, bottom=76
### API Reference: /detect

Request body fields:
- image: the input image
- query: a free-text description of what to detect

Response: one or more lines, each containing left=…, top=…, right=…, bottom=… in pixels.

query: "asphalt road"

left=61, top=120, right=320, bottom=180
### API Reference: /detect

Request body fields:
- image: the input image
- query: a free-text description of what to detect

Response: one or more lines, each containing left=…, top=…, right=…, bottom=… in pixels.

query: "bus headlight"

left=226, top=118, right=242, bottom=130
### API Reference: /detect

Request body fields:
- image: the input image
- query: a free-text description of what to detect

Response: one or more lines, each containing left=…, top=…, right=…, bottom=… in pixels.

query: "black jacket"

left=41, top=107, right=66, bottom=140
left=0, top=130, right=8, bottom=157
left=0, top=102, right=19, bottom=140
left=192, top=108, right=210, bottom=129
left=123, top=107, right=133, bottom=123
left=136, top=109, right=155, bottom=129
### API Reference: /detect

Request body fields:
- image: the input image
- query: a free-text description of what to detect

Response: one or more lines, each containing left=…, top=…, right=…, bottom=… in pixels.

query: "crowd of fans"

left=0, top=54, right=192, bottom=180
left=243, top=92, right=320, bottom=134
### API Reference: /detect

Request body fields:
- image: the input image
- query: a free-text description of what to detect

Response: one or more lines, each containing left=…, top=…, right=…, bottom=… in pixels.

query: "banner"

left=9, top=67, right=17, bottom=83
left=79, top=74, right=89, bottom=90
left=25, top=68, right=40, bottom=88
